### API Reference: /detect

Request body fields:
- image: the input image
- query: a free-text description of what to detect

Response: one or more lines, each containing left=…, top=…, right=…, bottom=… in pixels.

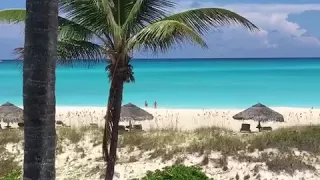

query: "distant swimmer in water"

left=154, top=101, right=158, bottom=109
left=145, top=101, right=148, bottom=107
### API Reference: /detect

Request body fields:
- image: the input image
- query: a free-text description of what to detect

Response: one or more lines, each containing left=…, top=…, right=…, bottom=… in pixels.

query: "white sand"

left=54, top=106, right=320, bottom=132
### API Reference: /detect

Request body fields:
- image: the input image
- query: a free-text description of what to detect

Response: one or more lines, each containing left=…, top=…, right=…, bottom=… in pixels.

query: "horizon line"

left=2, top=57, right=320, bottom=61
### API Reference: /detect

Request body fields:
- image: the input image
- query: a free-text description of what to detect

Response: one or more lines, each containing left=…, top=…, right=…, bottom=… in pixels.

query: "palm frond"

left=0, top=8, right=103, bottom=43
left=59, top=0, right=119, bottom=36
left=164, top=8, right=259, bottom=35
left=58, top=16, right=115, bottom=48
left=57, top=39, right=105, bottom=65
left=13, top=47, right=24, bottom=60
left=127, top=20, right=207, bottom=53
left=14, top=39, right=106, bottom=66
left=59, top=17, right=96, bottom=40
left=122, top=0, right=175, bottom=34
left=111, top=0, right=127, bottom=26
left=0, top=9, right=25, bottom=23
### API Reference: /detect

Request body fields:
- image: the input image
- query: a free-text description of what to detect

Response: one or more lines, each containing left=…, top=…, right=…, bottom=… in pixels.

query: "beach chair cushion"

left=119, top=125, right=126, bottom=131
left=261, top=126, right=272, bottom=131
left=240, top=123, right=251, bottom=132
left=133, top=124, right=142, bottom=130
left=56, top=121, right=64, bottom=125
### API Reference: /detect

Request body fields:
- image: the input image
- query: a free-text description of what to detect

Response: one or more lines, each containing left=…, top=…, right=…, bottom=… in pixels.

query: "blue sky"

left=1, top=0, right=320, bottom=59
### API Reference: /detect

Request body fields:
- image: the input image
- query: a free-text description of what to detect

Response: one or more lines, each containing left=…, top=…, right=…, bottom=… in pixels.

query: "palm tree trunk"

left=103, top=66, right=125, bottom=180
left=23, top=0, right=58, bottom=179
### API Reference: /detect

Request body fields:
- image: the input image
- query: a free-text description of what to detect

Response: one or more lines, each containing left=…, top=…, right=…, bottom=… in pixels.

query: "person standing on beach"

left=145, top=101, right=148, bottom=107
left=154, top=101, right=158, bottom=109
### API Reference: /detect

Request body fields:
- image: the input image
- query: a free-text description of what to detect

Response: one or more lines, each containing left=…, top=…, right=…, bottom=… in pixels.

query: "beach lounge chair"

left=4, top=125, right=12, bottom=129
left=240, top=123, right=251, bottom=133
left=261, top=126, right=272, bottom=132
left=119, top=125, right=127, bottom=131
left=133, top=124, right=142, bottom=130
left=18, top=122, right=24, bottom=130
left=56, top=121, right=64, bottom=126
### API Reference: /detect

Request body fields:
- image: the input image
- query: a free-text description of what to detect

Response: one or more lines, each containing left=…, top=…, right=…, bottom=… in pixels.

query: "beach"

left=2, top=105, right=320, bottom=180
left=55, top=106, right=320, bottom=180
left=53, top=106, right=320, bottom=132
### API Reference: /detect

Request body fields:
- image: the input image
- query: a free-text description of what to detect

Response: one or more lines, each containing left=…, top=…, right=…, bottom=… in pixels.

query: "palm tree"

left=0, top=1, right=258, bottom=179
left=22, top=0, right=58, bottom=179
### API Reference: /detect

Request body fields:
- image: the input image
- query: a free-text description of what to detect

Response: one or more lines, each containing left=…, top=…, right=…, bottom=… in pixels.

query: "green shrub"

left=0, top=169, right=21, bottom=180
left=141, top=164, right=212, bottom=180
left=0, top=156, right=20, bottom=179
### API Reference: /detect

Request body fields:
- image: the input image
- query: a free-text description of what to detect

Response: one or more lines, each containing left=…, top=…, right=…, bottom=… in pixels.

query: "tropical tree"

left=0, top=0, right=258, bottom=179
left=22, top=0, right=58, bottom=179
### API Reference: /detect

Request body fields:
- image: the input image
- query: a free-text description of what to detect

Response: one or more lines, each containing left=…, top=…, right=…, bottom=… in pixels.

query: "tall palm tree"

left=0, top=1, right=258, bottom=179
left=22, top=0, right=58, bottom=179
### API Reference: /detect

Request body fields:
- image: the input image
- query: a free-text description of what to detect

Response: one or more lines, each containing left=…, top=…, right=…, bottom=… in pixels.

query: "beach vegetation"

left=0, top=125, right=320, bottom=178
left=248, top=125, right=320, bottom=153
left=0, top=153, right=20, bottom=180
left=0, top=1, right=258, bottom=178
left=265, top=153, right=316, bottom=175
left=235, top=151, right=316, bottom=174
left=0, top=169, right=21, bottom=180
left=141, top=164, right=212, bottom=180
left=0, top=130, right=22, bottom=145
left=58, top=127, right=84, bottom=144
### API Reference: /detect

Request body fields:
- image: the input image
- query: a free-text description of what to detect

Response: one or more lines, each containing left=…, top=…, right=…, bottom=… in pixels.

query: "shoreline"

left=17, top=105, right=317, bottom=111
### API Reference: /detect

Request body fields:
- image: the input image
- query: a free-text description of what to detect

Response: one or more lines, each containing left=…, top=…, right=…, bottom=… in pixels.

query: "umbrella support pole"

left=129, top=119, right=132, bottom=132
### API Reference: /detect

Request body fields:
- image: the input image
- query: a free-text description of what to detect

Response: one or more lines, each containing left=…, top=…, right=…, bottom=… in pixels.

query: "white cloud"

left=175, top=1, right=320, bottom=47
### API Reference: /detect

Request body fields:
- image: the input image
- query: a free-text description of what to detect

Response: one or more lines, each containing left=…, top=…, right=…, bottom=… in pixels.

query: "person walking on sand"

left=145, top=101, right=148, bottom=107
left=154, top=101, right=158, bottom=109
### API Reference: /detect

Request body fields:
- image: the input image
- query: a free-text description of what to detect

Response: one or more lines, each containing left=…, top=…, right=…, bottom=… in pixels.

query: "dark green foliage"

left=0, top=170, right=21, bottom=180
left=0, top=156, right=20, bottom=179
left=141, top=164, right=212, bottom=180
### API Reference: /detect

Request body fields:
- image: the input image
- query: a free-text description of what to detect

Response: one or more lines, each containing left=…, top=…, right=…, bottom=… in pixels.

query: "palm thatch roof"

left=233, top=103, right=284, bottom=122
left=120, top=103, right=154, bottom=121
left=0, top=102, right=23, bottom=123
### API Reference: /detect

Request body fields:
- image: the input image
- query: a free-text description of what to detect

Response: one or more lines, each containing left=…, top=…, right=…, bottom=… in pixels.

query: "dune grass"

left=248, top=125, right=320, bottom=153
left=1, top=124, right=320, bottom=177
left=265, top=153, right=316, bottom=175
left=0, top=130, right=21, bottom=179
left=4, top=124, right=320, bottom=155
left=0, top=129, right=23, bottom=145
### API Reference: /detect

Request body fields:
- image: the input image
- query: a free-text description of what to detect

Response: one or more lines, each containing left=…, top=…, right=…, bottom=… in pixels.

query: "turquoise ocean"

left=1, top=58, right=320, bottom=109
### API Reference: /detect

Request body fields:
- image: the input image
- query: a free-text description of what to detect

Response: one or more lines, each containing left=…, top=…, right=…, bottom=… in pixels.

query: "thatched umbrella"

left=120, top=103, right=154, bottom=128
left=0, top=102, right=23, bottom=126
left=121, top=103, right=154, bottom=121
left=233, top=103, right=284, bottom=122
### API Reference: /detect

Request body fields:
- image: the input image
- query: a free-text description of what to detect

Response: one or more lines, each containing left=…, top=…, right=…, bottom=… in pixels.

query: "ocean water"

left=1, top=58, right=320, bottom=109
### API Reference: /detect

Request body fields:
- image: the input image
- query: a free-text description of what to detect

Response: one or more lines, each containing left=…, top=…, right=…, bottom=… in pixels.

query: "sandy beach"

left=52, top=106, right=320, bottom=180
left=53, top=106, right=320, bottom=132
left=2, top=105, right=320, bottom=180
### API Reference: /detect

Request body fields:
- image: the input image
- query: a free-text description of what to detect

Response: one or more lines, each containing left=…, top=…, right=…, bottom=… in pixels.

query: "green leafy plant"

left=0, top=169, right=21, bottom=180
left=141, top=164, right=212, bottom=180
